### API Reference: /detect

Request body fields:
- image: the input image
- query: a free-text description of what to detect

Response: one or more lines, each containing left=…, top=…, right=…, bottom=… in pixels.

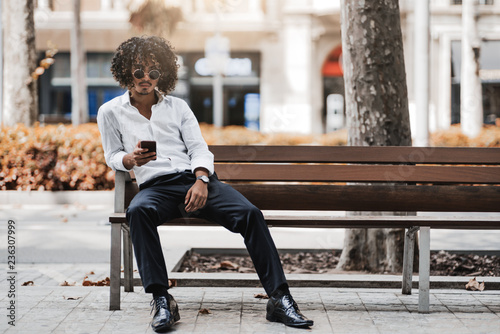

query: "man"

left=97, top=36, right=313, bottom=332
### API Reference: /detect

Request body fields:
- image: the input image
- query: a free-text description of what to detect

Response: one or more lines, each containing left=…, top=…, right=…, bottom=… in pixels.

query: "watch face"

left=198, top=175, right=209, bottom=183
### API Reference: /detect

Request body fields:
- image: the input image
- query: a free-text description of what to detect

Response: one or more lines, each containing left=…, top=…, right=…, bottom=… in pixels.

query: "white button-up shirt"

left=97, top=91, right=214, bottom=187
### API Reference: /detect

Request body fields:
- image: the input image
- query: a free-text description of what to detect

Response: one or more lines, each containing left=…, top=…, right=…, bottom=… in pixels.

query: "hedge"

left=1, top=123, right=498, bottom=191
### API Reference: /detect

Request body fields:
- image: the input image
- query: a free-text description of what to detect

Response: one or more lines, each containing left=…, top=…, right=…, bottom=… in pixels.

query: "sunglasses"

left=133, top=68, right=161, bottom=80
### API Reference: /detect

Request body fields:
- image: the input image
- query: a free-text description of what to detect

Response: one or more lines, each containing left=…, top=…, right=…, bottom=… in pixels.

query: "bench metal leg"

left=402, top=226, right=419, bottom=295
left=122, top=224, right=134, bottom=292
left=418, top=226, right=430, bottom=313
left=110, top=222, right=122, bottom=310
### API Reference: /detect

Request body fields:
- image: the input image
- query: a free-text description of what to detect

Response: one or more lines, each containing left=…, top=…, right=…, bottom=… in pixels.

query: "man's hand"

left=184, top=169, right=209, bottom=213
left=123, top=141, right=156, bottom=169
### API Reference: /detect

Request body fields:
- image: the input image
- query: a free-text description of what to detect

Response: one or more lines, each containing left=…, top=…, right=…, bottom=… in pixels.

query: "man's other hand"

left=185, top=177, right=208, bottom=213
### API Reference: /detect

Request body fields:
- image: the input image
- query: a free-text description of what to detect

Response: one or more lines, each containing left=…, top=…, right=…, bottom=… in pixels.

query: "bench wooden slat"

left=228, top=184, right=500, bottom=212
left=118, top=184, right=500, bottom=212
left=209, top=145, right=500, bottom=164
left=214, top=164, right=500, bottom=184
left=109, top=213, right=500, bottom=229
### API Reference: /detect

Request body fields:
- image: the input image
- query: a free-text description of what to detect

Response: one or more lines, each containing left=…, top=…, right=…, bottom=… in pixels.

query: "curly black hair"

left=111, top=36, right=179, bottom=94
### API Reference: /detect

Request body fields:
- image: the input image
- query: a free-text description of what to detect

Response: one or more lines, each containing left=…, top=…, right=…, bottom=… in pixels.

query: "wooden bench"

left=109, top=145, right=500, bottom=312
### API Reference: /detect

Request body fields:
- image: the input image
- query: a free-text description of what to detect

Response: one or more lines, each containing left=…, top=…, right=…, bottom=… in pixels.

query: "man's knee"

left=247, top=204, right=264, bottom=221
left=240, top=204, right=266, bottom=231
left=126, top=203, right=159, bottom=226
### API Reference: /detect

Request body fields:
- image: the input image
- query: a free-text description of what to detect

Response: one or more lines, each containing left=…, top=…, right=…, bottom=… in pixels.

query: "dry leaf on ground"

left=22, top=281, right=34, bottom=286
left=220, top=260, right=239, bottom=270
left=63, top=295, right=82, bottom=300
left=465, top=277, right=485, bottom=291
left=82, top=276, right=110, bottom=286
left=180, top=250, right=500, bottom=276
left=254, top=293, right=269, bottom=299
left=60, top=281, right=76, bottom=286
left=198, top=308, right=212, bottom=314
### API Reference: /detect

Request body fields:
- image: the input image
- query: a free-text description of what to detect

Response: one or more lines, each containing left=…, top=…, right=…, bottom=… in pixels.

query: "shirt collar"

left=121, top=89, right=165, bottom=107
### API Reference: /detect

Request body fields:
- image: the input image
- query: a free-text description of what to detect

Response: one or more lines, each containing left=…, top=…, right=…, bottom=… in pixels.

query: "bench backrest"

left=117, top=145, right=500, bottom=214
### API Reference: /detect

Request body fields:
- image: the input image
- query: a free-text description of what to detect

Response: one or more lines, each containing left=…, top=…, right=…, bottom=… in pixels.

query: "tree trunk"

left=338, top=0, right=412, bottom=273
left=2, top=0, right=37, bottom=126
left=71, top=0, right=88, bottom=125
left=460, top=0, right=483, bottom=138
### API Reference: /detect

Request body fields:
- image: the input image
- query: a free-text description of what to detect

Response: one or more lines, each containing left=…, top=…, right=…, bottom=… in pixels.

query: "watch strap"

left=196, top=175, right=209, bottom=183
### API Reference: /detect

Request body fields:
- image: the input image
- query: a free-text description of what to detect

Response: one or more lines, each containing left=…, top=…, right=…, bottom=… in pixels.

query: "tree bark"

left=71, top=0, right=88, bottom=125
left=2, top=0, right=37, bottom=126
left=338, top=0, right=412, bottom=273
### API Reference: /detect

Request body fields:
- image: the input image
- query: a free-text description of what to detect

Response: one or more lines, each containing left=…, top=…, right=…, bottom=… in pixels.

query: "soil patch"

left=178, top=250, right=500, bottom=276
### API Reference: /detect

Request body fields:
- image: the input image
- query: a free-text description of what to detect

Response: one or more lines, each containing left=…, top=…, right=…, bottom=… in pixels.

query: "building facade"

left=34, top=0, right=500, bottom=135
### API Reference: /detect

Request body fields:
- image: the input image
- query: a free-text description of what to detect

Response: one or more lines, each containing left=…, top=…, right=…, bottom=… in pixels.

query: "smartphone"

left=140, top=140, right=157, bottom=160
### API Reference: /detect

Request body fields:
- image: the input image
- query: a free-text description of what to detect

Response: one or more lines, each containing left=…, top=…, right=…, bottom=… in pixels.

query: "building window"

left=38, top=52, right=125, bottom=123
left=180, top=52, right=261, bottom=126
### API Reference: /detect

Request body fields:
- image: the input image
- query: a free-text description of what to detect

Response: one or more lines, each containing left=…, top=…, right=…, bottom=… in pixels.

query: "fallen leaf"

left=465, top=277, right=485, bottom=291
left=82, top=276, right=110, bottom=286
left=198, top=308, right=212, bottom=314
left=22, top=281, right=34, bottom=286
left=220, top=260, right=239, bottom=270
left=86, top=271, right=95, bottom=275
left=168, top=279, right=177, bottom=288
left=254, top=293, right=269, bottom=299
left=63, top=295, right=82, bottom=300
left=97, top=277, right=110, bottom=286
left=60, top=281, right=76, bottom=286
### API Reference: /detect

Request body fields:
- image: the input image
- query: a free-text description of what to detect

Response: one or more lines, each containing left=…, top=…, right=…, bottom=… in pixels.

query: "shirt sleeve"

left=97, top=107, right=132, bottom=172
left=180, top=102, right=215, bottom=175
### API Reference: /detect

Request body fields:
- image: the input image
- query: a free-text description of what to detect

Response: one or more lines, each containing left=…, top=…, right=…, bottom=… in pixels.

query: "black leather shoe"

left=150, top=293, right=180, bottom=332
left=266, top=293, right=313, bottom=328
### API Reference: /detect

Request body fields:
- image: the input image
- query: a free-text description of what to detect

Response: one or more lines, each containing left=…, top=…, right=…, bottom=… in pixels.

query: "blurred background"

left=1, top=0, right=500, bottom=191
left=4, top=0, right=500, bottom=135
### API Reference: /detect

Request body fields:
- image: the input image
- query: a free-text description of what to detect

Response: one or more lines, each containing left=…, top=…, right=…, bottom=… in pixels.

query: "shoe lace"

left=150, top=296, right=168, bottom=315
left=281, top=294, right=300, bottom=312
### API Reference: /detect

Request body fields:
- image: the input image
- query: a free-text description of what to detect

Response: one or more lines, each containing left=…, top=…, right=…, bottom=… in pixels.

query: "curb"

left=125, top=273, right=500, bottom=290
left=0, top=190, right=114, bottom=205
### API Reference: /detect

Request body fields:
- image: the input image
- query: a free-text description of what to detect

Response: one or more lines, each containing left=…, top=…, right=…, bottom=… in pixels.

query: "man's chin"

left=136, top=88, right=154, bottom=96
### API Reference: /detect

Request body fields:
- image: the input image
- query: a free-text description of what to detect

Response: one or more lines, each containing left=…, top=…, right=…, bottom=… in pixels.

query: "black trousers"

left=126, top=171, right=287, bottom=296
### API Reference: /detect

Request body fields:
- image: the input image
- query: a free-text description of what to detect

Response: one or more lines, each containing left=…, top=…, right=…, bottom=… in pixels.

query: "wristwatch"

left=196, top=175, right=210, bottom=184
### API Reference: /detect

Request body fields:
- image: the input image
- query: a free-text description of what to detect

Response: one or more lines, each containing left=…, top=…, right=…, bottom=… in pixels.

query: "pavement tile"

left=2, top=285, right=499, bottom=334
left=239, top=321, right=287, bottom=334
left=5, top=320, right=60, bottom=332
left=192, top=322, right=241, bottom=333
left=330, top=326, right=380, bottom=334
left=324, top=304, right=367, bottom=312
left=242, top=292, right=270, bottom=304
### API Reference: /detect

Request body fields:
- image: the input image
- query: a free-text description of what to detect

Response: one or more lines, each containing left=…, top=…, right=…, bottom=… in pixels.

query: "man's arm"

left=179, top=101, right=214, bottom=176
left=97, top=108, right=131, bottom=172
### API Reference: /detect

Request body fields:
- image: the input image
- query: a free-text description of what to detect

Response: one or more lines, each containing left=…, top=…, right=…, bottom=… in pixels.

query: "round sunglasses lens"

left=133, top=69, right=145, bottom=79
left=149, top=70, right=160, bottom=80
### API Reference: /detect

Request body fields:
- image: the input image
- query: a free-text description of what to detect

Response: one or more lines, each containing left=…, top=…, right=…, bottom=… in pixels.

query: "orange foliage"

left=0, top=123, right=114, bottom=191
left=1, top=123, right=497, bottom=191
left=430, top=125, right=500, bottom=147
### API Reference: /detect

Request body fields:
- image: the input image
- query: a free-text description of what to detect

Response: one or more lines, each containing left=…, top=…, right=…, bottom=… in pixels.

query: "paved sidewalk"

left=1, top=286, right=499, bottom=334
left=1, top=203, right=500, bottom=333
